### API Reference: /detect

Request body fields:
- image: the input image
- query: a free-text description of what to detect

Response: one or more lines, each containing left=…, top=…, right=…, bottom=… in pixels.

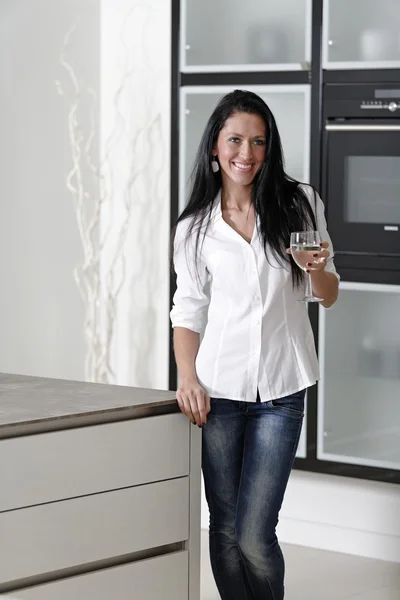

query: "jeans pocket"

left=209, top=397, right=239, bottom=416
left=270, top=389, right=305, bottom=418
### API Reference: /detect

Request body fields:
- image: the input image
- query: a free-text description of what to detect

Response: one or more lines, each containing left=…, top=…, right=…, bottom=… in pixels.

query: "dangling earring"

left=211, top=156, right=219, bottom=173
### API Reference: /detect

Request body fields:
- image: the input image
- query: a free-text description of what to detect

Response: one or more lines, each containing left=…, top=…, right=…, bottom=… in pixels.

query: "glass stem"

left=305, top=272, right=313, bottom=298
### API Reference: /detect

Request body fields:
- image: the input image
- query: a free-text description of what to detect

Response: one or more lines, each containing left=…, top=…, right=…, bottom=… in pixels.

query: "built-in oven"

left=322, top=84, right=400, bottom=270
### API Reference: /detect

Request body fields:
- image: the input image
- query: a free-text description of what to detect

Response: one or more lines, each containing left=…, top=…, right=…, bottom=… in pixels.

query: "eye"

left=228, top=137, right=240, bottom=143
left=253, top=139, right=266, bottom=146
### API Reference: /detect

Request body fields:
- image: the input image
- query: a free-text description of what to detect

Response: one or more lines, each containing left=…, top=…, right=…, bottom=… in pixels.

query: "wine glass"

left=290, top=231, right=324, bottom=303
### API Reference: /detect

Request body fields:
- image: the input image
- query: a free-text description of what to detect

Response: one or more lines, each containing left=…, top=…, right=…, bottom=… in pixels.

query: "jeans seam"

left=288, top=413, right=304, bottom=472
left=265, top=414, right=303, bottom=600
left=236, top=543, right=254, bottom=600
left=205, top=424, right=250, bottom=600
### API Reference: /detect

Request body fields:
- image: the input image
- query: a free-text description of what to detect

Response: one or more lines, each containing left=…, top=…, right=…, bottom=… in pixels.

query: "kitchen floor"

left=200, top=530, right=400, bottom=600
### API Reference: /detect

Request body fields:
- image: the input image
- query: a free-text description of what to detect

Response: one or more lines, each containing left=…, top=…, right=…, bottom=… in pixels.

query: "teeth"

left=234, top=163, right=253, bottom=171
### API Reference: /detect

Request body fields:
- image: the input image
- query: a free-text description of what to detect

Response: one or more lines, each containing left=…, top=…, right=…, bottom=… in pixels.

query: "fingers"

left=190, top=390, right=203, bottom=427
left=176, top=386, right=211, bottom=427
left=195, top=390, right=211, bottom=426
left=176, top=391, right=196, bottom=424
left=314, top=249, right=329, bottom=260
left=307, top=246, right=330, bottom=268
left=306, top=255, right=329, bottom=271
left=306, top=259, right=326, bottom=270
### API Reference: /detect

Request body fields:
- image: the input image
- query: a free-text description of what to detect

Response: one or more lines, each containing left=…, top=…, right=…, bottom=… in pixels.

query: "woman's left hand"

left=286, top=241, right=330, bottom=273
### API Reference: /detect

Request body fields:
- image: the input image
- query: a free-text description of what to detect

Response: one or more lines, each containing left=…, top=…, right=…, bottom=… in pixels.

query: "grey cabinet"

left=0, top=414, right=189, bottom=511
left=6, top=553, right=189, bottom=600
left=0, top=378, right=201, bottom=600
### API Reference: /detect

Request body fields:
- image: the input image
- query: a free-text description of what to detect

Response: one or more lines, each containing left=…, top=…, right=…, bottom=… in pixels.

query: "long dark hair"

left=175, top=89, right=317, bottom=287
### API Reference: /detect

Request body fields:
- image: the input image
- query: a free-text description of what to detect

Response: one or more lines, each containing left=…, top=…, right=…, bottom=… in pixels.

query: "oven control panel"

left=361, top=101, right=399, bottom=112
left=324, top=84, right=400, bottom=118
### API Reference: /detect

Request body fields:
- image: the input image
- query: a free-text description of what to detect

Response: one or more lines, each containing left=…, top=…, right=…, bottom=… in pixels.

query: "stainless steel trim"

left=325, top=124, right=400, bottom=131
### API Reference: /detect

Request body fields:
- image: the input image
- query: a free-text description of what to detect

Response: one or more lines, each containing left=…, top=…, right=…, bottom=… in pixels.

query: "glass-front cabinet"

left=318, top=282, right=400, bottom=470
left=180, top=85, right=311, bottom=211
left=323, top=0, right=400, bottom=69
left=181, top=0, right=312, bottom=72
left=172, top=0, right=400, bottom=485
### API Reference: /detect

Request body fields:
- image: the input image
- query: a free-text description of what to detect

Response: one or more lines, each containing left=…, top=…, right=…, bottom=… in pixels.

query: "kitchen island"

left=0, top=373, right=201, bottom=600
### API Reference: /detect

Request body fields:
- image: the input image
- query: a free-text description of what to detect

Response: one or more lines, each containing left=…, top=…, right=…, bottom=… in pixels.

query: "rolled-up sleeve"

left=302, top=185, right=340, bottom=281
left=170, top=220, right=210, bottom=334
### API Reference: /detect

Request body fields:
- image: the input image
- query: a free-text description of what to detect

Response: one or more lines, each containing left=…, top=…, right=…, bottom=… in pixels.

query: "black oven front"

left=323, top=84, right=400, bottom=267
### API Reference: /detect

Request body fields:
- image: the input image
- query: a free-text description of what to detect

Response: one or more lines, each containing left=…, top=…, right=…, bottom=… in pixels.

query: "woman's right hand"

left=176, top=378, right=211, bottom=427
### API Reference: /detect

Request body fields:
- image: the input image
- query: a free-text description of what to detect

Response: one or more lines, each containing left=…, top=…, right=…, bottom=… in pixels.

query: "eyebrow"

left=226, top=132, right=266, bottom=138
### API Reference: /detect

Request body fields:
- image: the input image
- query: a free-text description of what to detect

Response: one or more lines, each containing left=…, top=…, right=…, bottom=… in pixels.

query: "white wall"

left=201, top=471, right=400, bottom=563
left=0, top=0, right=100, bottom=381
left=0, top=0, right=171, bottom=389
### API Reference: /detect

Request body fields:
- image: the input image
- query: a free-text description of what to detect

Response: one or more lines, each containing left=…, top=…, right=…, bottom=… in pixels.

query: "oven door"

left=324, top=123, right=400, bottom=257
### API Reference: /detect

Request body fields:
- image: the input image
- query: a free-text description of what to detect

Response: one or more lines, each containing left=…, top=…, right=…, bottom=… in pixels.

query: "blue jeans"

left=202, top=389, right=305, bottom=600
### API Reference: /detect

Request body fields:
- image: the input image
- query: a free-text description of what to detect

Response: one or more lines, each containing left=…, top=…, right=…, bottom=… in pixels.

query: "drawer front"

left=0, top=413, right=189, bottom=511
left=6, top=551, right=189, bottom=600
left=0, top=478, right=189, bottom=585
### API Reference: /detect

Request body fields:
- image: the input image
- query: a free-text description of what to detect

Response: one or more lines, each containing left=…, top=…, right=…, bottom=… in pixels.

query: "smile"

left=232, top=162, right=254, bottom=172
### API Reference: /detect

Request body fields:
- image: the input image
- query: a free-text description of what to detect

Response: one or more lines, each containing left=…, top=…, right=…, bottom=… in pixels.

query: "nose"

left=239, top=141, right=253, bottom=160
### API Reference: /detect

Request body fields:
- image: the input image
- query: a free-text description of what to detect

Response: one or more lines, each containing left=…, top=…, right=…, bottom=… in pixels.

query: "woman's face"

left=213, top=111, right=267, bottom=188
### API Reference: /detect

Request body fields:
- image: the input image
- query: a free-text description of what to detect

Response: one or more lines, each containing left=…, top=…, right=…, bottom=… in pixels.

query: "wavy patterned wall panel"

left=0, top=0, right=171, bottom=388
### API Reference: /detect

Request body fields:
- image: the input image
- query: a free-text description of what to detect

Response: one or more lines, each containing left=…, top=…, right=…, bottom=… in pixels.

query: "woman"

left=170, top=90, right=339, bottom=600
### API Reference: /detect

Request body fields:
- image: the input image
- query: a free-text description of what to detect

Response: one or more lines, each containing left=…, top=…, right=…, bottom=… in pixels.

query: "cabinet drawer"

left=6, top=551, right=189, bottom=600
left=0, top=413, right=189, bottom=510
left=0, top=478, right=189, bottom=585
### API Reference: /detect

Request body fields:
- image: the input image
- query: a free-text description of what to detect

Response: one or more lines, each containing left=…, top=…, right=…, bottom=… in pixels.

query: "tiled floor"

left=200, top=530, right=400, bottom=600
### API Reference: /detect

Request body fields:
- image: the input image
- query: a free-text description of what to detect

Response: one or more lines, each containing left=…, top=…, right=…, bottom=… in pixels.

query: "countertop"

left=0, top=373, right=177, bottom=435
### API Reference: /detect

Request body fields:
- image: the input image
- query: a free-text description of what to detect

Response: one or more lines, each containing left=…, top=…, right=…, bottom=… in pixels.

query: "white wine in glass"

left=290, top=231, right=324, bottom=303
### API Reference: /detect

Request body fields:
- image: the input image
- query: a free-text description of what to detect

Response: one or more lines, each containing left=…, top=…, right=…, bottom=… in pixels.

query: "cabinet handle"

left=325, top=124, right=400, bottom=131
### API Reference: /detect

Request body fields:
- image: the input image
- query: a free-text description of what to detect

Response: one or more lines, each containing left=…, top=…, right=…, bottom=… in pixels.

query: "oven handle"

left=325, top=124, right=400, bottom=131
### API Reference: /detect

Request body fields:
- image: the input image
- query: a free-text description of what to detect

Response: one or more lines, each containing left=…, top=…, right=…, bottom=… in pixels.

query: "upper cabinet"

left=180, top=0, right=312, bottom=73
left=323, top=0, right=400, bottom=70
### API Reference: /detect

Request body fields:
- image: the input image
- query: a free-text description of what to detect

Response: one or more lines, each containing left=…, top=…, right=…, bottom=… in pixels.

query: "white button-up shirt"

left=170, top=185, right=339, bottom=403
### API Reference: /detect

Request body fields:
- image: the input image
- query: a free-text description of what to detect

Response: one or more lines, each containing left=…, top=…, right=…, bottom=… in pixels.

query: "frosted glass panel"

left=180, top=86, right=310, bottom=211
left=296, top=393, right=307, bottom=458
left=318, top=284, right=400, bottom=470
left=183, top=0, right=311, bottom=71
left=324, top=0, right=400, bottom=68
